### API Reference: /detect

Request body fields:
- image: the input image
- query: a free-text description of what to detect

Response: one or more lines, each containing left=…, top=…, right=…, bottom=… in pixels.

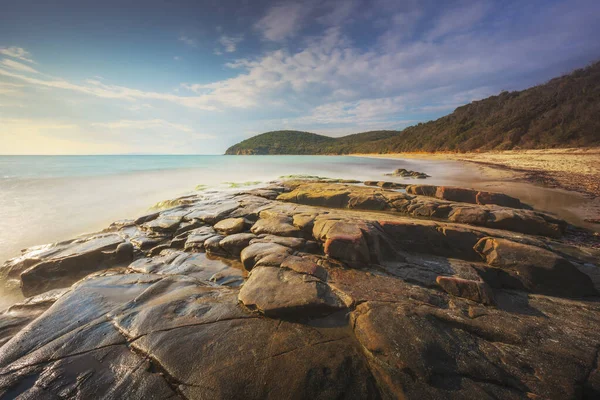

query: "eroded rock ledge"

left=0, top=181, right=599, bottom=399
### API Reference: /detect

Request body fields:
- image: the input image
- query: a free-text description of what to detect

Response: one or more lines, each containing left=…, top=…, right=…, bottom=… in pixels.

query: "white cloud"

left=217, top=35, right=244, bottom=53
left=1, top=59, right=39, bottom=74
left=178, top=35, right=197, bottom=47
left=0, top=82, right=25, bottom=95
left=255, top=2, right=312, bottom=41
left=0, top=47, right=35, bottom=63
left=426, top=0, right=491, bottom=41
left=174, top=56, right=181, bottom=61
left=91, top=119, right=216, bottom=139
left=0, top=67, right=219, bottom=110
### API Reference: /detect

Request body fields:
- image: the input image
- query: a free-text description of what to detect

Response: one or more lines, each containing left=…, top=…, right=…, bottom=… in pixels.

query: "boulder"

left=214, top=217, right=246, bottom=235
left=238, top=267, right=344, bottom=317
left=204, top=235, right=226, bottom=255
left=476, top=191, right=522, bottom=208
left=313, top=219, right=371, bottom=264
left=184, top=226, right=219, bottom=252
left=435, top=186, right=478, bottom=203
left=250, top=216, right=302, bottom=237
left=239, top=242, right=293, bottom=271
left=280, top=255, right=328, bottom=281
left=219, top=233, right=256, bottom=256
left=474, top=237, right=597, bottom=297
left=141, top=215, right=182, bottom=233
left=406, top=184, right=438, bottom=197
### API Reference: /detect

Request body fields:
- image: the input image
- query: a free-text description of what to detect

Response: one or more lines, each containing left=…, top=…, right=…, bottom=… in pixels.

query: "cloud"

left=1, top=59, right=39, bottom=74
left=174, top=56, right=181, bottom=61
left=0, top=82, right=25, bottom=95
left=91, top=119, right=216, bottom=139
left=0, top=47, right=35, bottom=63
left=426, top=0, right=491, bottom=41
left=217, top=35, right=244, bottom=53
left=254, top=2, right=312, bottom=41
left=178, top=35, right=197, bottom=47
left=0, top=67, right=220, bottom=110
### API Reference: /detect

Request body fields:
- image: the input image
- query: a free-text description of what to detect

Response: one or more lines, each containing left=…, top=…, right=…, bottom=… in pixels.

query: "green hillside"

left=225, top=61, right=600, bottom=155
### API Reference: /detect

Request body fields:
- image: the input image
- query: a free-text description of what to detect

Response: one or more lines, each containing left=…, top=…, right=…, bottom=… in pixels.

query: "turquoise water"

left=0, top=155, right=425, bottom=266
left=0, top=155, right=399, bottom=180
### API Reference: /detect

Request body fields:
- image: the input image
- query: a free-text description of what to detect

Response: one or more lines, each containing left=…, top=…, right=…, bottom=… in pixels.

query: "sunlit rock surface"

left=0, top=180, right=599, bottom=399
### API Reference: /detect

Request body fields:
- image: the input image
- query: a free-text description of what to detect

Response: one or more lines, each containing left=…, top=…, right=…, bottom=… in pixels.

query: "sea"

left=0, top=155, right=461, bottom=265
left=0, top=154, right=591, bottom=309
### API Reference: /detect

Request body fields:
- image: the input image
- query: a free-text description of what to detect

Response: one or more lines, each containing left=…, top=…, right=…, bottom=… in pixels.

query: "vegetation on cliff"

left=225, top=62, right=600, bottom=155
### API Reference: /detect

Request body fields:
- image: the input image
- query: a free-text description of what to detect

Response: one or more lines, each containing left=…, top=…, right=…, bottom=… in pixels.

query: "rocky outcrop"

left=0, top=181, right=598, bottom=399
left=407, top=184, right=525, bottom=209
left=386, top=168, right=430, bottom=179
left=278, top=182, right=562, bottom=237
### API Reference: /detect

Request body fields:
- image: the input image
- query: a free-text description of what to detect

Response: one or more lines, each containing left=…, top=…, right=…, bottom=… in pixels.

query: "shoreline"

left=1, top=178, right=599, bottom=397
left=351, top=148, right=600, bottom=232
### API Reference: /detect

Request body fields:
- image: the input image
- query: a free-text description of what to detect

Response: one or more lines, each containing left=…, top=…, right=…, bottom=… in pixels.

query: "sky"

left=1, top=0, right=600, bottom=155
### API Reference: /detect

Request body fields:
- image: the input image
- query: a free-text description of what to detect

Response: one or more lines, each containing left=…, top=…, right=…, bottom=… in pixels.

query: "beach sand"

left=353, top=148, right=600, bottom=233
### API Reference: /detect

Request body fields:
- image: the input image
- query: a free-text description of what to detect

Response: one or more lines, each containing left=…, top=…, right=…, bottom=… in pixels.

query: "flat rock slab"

left=129, top=250, right=245, bottom=287
left=17, top=234, right=131, bottom=297
left=219, top=233, right=257, bottom=256
left=240, top=242, right=293, bottom=271
left=214, top=217, right=246, bottom=235
left=238, top=266, right=345, bottom=317
left=474, top=237, right=597, bottom=297
left=251, top=216, right=303, bottom=237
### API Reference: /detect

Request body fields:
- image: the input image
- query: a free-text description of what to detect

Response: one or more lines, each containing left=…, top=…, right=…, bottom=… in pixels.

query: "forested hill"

left=225, top=61, right=600, bottom=155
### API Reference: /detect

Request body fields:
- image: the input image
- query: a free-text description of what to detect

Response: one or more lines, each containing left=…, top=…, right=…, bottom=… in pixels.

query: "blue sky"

left=1, top=0, right=599, bottom=154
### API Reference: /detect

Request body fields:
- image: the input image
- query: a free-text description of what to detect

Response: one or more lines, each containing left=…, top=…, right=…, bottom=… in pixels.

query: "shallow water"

left=0, top=154, right=593, bottom=310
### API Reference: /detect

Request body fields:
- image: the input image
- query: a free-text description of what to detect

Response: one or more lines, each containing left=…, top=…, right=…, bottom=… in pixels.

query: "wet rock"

left=389, top=168, right=430, bottom=179
left=238, top=267, right=344, bottom=317
left=130, top=232, right=169, bottom=251
left=350, top=299, right=600, bottom=400
left=204, top=234, right=226, bottom=255
left=250, top=216, right=302, bottom=237
left=250, top=234, right=306, bottom=250
left=280, top=255, right=328, bottom=280
left=219, top=233, right=256, bottom=256
left=436, top=276, right=495, bottom=305
left=448, top=206, right=490, bottom=225
left=476, top=191, right=522, bottom=208
left=129, top=251, right=244, bottom=287
left=436, top=186, right=479, bottom=204
left=134, top=211, right=160, bottom=225
left=185, top=200, right=240, bottom=224
left=474, top=237, right=597, bottom=297
left=141, top=215, right=182, bottom=233
left=214, top=217, right=246, bottom=235
left=240, top=242, right=293, bottom=271
left=2, top=181, right=599, bottom=399
left=406, top=184, right=438, bottom=196
left=278, top=182, right=562, bottom=237
left=0, top=289, right=67, bottom=346
left=174, top=218, right=204, bottom=236
left=313, top=219, right=371, bottom=264
left=486, top=209, right=563, bottom=237
left=184, top=226, right=218, bottom=252
left=18, top=234, right=130, bottom=297
left=292, top=213, right=316, bottom=231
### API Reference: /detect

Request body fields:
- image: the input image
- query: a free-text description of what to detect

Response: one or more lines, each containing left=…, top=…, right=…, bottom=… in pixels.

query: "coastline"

left=1, top=177, right=599, bottom=397
left=352, top=148, right=600, bottom=232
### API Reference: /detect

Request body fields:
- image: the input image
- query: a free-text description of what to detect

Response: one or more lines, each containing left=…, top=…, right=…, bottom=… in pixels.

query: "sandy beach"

left=353, top=148, right=600, bottom=233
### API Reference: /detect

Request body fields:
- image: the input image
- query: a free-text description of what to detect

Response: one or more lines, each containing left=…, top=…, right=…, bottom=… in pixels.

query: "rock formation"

left=0, top=181, right=599, bottom=399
